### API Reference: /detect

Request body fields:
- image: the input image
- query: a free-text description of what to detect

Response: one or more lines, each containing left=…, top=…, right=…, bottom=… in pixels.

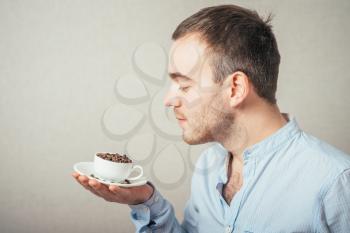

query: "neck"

left=219, top=101, right=288, bottom=161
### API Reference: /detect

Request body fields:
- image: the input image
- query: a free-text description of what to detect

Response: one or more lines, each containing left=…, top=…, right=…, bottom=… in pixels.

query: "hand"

left=71, top=172, right=154, bottom=205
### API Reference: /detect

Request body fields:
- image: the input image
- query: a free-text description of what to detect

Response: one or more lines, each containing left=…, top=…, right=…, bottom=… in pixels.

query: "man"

left=72, top=5, right=350, bottom=233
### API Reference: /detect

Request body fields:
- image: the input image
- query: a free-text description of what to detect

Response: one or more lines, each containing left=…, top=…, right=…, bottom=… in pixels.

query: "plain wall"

left=0, top=0, right=349, bottom=233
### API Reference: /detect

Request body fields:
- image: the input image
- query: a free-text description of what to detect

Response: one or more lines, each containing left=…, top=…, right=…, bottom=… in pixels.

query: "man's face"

left=163, top=35, right=234, bottom=145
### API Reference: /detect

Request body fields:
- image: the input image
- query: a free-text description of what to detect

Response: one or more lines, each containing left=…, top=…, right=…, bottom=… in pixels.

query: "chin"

left=182, top=133, right=212, bottom=145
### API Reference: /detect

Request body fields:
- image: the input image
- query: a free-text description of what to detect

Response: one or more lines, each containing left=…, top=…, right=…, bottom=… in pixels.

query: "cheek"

left=187, top=98, right=210, bottom=121
left=182, top=87, right=203, bottom=109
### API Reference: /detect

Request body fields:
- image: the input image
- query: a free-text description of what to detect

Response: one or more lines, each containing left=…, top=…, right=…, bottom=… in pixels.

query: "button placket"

left=225, top=225, right=232, bottom=233
left=228, top=158, right=257, bottom=228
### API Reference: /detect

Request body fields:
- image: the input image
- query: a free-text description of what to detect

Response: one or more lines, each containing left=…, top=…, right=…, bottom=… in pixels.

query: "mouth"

left=174, top=111, right=186, bottom=125
left=176, top=117, right=187, bottom=127
left=175, top=113, right=186, bottom=120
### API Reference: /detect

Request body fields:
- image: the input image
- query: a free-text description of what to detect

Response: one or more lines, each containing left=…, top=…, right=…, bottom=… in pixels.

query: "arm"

left=128, top=145, right=217, bottom=232
left=321, top=169, right=350, bottom=233
left=71, top=172, right=197, bottom=233
left=129, top=182, right=197, bottom=233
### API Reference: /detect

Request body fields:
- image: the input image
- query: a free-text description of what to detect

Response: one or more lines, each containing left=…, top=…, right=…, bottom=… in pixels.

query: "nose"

left=163, top=88, right=181, bottom=107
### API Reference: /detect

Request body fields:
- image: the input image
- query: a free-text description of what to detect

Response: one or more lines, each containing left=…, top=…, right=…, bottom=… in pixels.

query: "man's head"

left=164, top=5, right=280, bottom=145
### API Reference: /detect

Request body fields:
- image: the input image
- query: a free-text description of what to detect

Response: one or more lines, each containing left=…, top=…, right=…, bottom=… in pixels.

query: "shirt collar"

left=242, top=113, right=301, bottom=161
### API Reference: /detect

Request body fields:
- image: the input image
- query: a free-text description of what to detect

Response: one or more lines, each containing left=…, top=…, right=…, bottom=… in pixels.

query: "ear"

left=225, top=71, right=250, bottom=107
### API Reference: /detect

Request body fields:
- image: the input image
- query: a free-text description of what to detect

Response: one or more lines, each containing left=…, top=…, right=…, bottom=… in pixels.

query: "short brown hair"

left=172, top=5, right=280, bottom=104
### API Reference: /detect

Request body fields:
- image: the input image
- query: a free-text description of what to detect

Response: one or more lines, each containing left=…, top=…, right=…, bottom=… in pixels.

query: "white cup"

left=93, top=153, right=143, bottom=182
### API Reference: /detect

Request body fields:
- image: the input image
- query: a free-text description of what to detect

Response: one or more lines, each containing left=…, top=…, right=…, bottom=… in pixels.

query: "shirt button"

left=155, top=196, right=159, bottom=202
left=225, top=226, right=232, bottom=233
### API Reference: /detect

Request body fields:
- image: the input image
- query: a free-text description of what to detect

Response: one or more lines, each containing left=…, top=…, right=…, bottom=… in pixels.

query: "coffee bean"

left=97, top=152, right=132, bottom=163
left=121, top=179, right=130, bottom=184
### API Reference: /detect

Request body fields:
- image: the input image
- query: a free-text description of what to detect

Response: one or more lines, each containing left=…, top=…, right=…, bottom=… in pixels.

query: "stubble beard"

left=182, top=96, right=235, bottom=145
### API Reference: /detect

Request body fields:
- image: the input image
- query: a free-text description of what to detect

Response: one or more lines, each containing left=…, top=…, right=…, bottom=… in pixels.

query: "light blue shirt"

left=129, top=116, right=350, bottom=233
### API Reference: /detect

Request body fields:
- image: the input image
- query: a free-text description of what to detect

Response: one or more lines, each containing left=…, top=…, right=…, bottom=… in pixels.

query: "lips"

left=176, top=117, right=187, bottom=127
left=175, top=114, right=186, bottom=120
left=174, top=109, right=186, bottom=120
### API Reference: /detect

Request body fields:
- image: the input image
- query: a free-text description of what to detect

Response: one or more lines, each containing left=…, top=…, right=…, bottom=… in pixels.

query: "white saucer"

left=73, top=162, right=148, bottom=187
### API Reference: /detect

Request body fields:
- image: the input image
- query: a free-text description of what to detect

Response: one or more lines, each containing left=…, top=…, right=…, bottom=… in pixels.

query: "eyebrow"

left=168, top=72, right=192, bottom=81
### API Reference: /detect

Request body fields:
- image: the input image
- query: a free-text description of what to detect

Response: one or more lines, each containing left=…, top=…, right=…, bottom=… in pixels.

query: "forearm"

left=129, top=182, right=187, bottom=233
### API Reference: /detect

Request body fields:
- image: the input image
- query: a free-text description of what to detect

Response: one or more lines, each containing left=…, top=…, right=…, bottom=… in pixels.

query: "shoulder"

left=288, top=131, right=350, bottom=195
left=296, top=131, right=350, bottom=173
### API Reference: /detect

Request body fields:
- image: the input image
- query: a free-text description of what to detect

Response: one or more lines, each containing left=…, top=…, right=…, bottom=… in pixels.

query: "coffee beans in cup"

left=96, top=152, right=132, bottom=163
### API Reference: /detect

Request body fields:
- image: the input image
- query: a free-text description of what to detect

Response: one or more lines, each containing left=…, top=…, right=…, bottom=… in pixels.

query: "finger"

left=72, top=172, right=83, bottom=183
left=88, top=179, right=116, bottom=198
left=85, top=185, right=102, bottom=197
left=89, top=180, right=120, bottom=203
left=109, top=185, right=130, bottom=199
left=71, top=172, right=80, bottom=179
left=73, top=175, right=88, bottom=188
left=76, top=176, right=102, bottom=196
left=74, top=176, right=102, bottom=196
left=109, top=184, right=123, bottom=193
left=78, top=175, right=90, bottom=186
left=70, top=173, right=103, bottom=197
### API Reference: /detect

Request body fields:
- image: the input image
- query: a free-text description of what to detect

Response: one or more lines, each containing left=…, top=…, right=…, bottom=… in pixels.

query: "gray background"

left=0, top=0, right=349, bottom=233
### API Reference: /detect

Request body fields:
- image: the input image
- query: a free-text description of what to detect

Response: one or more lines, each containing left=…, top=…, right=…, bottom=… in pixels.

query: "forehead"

left=168, top=35, right=208, bottom=79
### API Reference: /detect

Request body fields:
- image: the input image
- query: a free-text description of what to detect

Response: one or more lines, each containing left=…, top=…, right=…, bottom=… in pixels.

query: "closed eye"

left=179, top=86, right=190, bottom=92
